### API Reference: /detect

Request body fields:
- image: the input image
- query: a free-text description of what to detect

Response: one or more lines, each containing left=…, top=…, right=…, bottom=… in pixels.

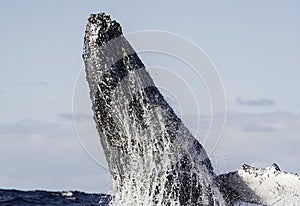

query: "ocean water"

left=0, top=189, right=111, bottom=206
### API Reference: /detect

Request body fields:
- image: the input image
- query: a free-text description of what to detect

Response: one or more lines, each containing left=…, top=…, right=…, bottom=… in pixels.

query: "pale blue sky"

left=0, top=1, right=299, bottom=193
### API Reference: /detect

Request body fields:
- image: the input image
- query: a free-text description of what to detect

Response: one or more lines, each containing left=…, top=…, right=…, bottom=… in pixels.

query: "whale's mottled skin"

left=82, top=13, right=300, bottom=206
left=82, top=13, right=225, bottom=206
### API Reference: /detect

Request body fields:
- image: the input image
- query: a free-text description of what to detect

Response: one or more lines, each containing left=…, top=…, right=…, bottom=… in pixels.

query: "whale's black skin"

left=83, top=13, right=225, bottom=205
left=82, top=13, right=300, bottom=206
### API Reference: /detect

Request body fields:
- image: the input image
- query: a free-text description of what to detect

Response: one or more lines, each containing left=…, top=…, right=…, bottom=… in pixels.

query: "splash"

left=82, top=13, right=225, bottom=206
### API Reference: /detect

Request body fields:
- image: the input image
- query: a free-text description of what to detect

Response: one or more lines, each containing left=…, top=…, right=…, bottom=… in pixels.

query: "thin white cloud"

left=18, top=81, right=48, bottom=86
left=236, top=97, right=275, bottom=106
left=227, top=111, right=300, bottom=132
left=0, top=119, right=70, bottom=137
left=58, top=113, right=91, bottom=122
left=242, top=124, right=276, bottom=132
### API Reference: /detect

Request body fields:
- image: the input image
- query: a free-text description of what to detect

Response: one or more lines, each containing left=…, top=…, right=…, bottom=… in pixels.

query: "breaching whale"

left=82, top=13, right=300, bottom=206
left=82, top=12, right=225, bottom=206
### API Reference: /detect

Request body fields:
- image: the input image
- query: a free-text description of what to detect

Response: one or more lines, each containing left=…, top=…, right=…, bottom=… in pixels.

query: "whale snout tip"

left=87, top=12, right=113, bottom=25
left=88, top=13, right=105, bottom=23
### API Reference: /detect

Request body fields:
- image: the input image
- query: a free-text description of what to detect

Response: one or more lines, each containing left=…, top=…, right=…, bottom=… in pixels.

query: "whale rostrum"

left=82, top=13, right=300, bottom=206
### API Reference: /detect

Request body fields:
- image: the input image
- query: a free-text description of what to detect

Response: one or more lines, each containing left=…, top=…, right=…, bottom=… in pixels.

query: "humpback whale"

left=82, top=13, right=300, bottom=206
left=83, top=12, right=225, bottom=206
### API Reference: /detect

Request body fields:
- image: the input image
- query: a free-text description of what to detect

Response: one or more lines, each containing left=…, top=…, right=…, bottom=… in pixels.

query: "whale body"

left=82, top=13, right=300, bottom=206
left=83, top=13, right=225, bottom=206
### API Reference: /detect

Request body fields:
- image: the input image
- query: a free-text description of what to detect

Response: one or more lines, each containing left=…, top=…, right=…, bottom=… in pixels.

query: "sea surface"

left=0, top=189, right=111, bottom=206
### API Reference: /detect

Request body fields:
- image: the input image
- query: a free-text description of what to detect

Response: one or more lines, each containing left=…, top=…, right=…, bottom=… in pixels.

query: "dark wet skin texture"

left=83, top=13, right=225, bottom=205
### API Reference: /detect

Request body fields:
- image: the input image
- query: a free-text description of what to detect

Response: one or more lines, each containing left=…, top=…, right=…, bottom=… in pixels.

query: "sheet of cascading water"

left=82, top=13, right=300, bottom=206
left=82, top=13, right=225, bottom=206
